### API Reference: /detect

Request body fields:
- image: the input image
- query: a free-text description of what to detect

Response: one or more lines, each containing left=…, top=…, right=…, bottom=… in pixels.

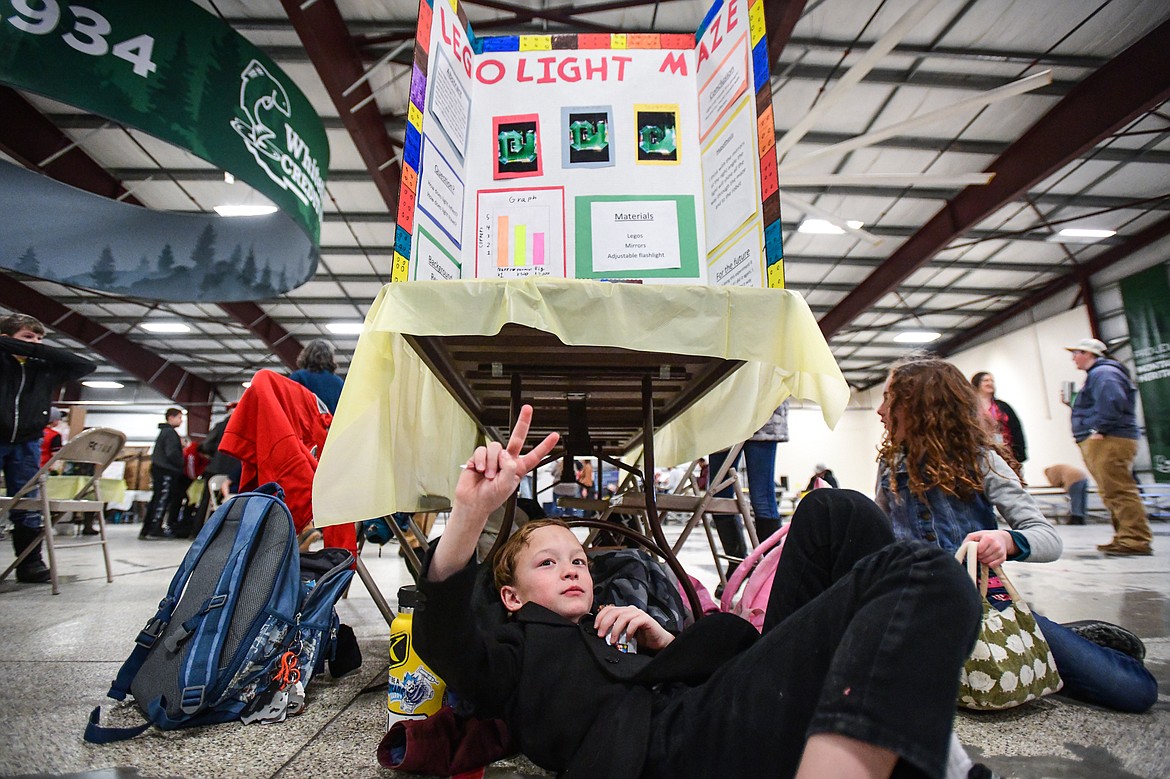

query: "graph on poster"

left=476, top=187, right=566, bottom=277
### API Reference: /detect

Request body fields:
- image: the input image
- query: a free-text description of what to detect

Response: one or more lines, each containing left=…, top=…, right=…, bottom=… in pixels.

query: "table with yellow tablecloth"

left=313, top=278, right=848, bottom=525
left=45, top=476, right=127, bottom=505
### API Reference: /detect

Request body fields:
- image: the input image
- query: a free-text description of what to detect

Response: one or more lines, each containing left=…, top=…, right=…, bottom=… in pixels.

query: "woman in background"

left=877, top=357, right=1156, bottom=713
left=289, top=339, right=345, bottom=413
left=970, top=371, right=1026, bottom=465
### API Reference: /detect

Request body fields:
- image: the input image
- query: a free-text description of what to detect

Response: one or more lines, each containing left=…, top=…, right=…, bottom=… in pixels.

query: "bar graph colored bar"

left=514, top=224, right=526, bottom=266
left=497, top=216, right=509, bottom=267
left=533, top=232, right=545, bottom=265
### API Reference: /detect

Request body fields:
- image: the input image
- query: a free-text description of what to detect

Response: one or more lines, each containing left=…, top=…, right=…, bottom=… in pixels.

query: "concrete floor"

left=0, top=515, right=1165, bottom=779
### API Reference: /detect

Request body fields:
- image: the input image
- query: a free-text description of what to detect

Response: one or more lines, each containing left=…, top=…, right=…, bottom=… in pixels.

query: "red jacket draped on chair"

left=219, top=369, right=356, bottom=554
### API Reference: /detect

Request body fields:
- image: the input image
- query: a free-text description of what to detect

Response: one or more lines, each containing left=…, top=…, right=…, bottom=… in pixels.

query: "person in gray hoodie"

left=1064, top=338, right=1152, bottom=556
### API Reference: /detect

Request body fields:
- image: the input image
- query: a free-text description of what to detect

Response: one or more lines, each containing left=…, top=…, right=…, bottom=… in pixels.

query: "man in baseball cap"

left=1064, top=337, right=1107, bottom=357
left=1063, top=337, right=1152, bottom=555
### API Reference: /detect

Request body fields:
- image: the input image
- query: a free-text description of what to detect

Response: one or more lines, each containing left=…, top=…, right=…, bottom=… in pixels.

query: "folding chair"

left=0, top=427, right=126, bottom=595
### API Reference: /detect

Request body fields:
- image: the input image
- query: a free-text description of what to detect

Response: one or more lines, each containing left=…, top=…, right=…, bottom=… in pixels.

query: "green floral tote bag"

left=954, top=542, right=1063, bottom=710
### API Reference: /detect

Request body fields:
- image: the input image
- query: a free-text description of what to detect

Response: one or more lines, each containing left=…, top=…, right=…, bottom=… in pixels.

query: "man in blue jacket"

left=1, top=314, right=96, bottom=582
left=1065, top=338, right=1152, bottom=556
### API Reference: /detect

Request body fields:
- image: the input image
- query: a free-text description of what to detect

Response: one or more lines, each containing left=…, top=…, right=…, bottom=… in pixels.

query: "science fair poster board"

left=394, top=0, right=783, bottom=288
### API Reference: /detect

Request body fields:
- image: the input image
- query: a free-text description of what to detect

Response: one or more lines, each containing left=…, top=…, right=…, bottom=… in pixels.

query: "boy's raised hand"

left=456, top=404, right=559, bottom=517
left=431, top=405, right=558, bottom=582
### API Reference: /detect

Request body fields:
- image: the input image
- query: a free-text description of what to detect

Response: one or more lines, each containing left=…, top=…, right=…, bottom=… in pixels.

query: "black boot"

left=755, top=516, right=782, bottom=541
left=1067, top=515, right=1086, bottom=525
left=11, top=526, right=51, bottom=584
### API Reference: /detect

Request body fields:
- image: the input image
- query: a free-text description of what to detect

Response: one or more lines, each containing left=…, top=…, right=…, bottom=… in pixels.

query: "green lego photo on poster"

left=493, top=114, right=543, bottom=180
left=561, top=106, right=614, bottom=169
left=635, top=104, right=680, bottom=165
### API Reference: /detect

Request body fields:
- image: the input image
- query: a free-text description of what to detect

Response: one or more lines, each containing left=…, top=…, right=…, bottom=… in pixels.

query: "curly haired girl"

left=875, top=357, right=1156, bottom=713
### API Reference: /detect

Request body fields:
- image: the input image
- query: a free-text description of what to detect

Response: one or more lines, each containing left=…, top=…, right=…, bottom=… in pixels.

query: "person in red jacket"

left=40, top=407, right=68, bottom=467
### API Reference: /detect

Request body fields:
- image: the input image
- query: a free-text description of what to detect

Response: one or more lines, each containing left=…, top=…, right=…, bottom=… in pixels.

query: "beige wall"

left=772, top=306, right=1117, bottom=496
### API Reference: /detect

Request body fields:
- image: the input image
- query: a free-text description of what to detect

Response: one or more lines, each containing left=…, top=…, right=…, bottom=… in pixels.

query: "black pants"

left=644, top=489, right=980, bottom=779
left=140, top=466, right=183, bottom=537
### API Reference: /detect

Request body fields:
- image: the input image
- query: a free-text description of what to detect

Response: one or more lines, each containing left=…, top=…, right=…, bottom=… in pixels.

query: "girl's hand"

left=963, top=529, right=1017, bottom=568
left=595, top=604, right=675, bottom=652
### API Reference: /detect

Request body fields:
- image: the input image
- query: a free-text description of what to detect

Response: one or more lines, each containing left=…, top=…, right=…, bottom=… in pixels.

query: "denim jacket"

left=876, top=449, right=1062, bottom=562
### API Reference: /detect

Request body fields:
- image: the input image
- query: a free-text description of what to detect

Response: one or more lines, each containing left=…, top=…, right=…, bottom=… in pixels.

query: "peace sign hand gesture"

left=429, top=405, right=559, bottom=582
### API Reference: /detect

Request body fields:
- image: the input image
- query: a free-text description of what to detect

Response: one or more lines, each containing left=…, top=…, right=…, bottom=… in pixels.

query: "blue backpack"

left=85, top=484, right=356, bottom=742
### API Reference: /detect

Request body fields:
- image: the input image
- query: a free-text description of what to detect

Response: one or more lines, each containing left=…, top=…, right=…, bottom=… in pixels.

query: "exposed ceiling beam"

left=0, top=87, right=139, bottom=203
left=280, top=0, right=402, bottom=215
left=935, top=214, right=1170, bottom=356
left=217, top=302, right=302, bottom=370
left=213, top=16, right=1110, bottom=70
left=764, top=0, right=807, bottom=69
left=0, top=88, right=305, bottom=381
left=54, top=115, right=1170, bottom=166
left=817, top=18, right=1170, bottom=339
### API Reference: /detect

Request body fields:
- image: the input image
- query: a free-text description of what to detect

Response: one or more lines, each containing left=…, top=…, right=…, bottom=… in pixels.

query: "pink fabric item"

left=719, top=524, right=790, bottom=631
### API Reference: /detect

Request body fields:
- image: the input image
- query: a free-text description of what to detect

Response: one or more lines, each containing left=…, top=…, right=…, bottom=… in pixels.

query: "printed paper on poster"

left=697, top=35, right=749, bottom=144
left=475, top=187, right=566, bottom=278
left=707, top=220, right=763, bottom=287
left=417, top=136, right=465, bottom=247
left=414, top=225, right=462, bottom=281
left=702, top=99, right=759, bottom=251
left=591, top=200, right=682, bottom=272
left=428, top=49, right=472, bottom=157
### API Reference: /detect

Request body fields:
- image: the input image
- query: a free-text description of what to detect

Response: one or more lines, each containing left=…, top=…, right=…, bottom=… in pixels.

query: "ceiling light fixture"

left=1047, top=227, right=1116, bottom=244
left=82, top=380, right=125, bottom=389
left=326, top=322, right=365, bottom=335
left=798, top=218, right=865, bottom=235
left=141, top=322, right=190, bottom=333
left=893, top=330, right=941, bottom=344
left=214, top=204, right=278, bottom=217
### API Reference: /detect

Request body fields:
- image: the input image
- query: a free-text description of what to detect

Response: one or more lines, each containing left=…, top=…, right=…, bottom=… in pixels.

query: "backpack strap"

left=175, top=494, right=287, bottom=714
left=84, top=706, right=152, bottom=744
left=719, top=524, right=789, bottom=612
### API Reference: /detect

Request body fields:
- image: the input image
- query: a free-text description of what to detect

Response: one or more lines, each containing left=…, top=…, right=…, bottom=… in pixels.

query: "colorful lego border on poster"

left=393, top=0, right=783, bottom=288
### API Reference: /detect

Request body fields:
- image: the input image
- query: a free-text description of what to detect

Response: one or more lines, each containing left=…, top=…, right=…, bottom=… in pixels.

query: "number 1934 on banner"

left=3, top=0, right=156, bottom=77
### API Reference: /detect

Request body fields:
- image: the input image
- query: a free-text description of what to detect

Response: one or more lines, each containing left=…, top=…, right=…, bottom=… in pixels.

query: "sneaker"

left=1064, top=619, right=1146, bottom=661
left=1102, top=544, right=1153, bottom=557
left=969, top=764, right=1004, bottom=779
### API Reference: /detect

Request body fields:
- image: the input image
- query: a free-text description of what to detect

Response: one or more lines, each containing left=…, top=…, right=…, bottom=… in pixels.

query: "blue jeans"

left=1067, top=478, right=1088, bottom=519
left=709, top=441, right=778, bottom=558
left=0, top=440, right=42, bottom=529
left=1036, top=614, right=1158, bottom=713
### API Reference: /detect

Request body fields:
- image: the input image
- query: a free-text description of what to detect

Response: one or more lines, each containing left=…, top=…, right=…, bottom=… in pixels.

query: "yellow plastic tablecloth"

left=313, top=278, right=847, bottom=524
left=45, top=476, right=127, bottom=505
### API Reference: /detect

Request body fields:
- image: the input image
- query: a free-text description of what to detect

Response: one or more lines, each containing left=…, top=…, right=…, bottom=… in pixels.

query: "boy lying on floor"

left=415, top=405, right=982, bottom=779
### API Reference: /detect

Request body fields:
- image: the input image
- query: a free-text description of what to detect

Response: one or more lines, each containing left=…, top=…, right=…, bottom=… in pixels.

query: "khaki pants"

left=1079, top=437, right=1153, bottom=549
